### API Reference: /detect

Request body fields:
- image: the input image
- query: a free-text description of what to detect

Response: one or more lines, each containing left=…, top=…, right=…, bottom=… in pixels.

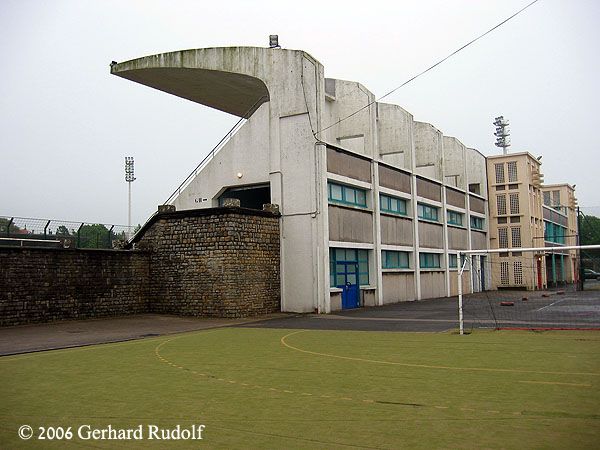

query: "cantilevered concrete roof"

left=110, top=47, right=273, bottom=117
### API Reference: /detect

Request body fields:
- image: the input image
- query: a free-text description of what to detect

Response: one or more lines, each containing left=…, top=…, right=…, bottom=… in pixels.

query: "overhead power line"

left=317, top=0, right=541, bottom=135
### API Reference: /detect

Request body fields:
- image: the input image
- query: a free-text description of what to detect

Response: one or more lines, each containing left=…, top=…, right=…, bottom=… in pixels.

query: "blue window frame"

left=544, top=221, right=566, bottom=244
left=380, top=194, right=407, bottom=215
left=417, top=203, right=439, bottom=222
left=328, top=182, right=367, bottom=208
left=419, top=252, right=441, bottom=269
left=447, top=210, right=463, bottom=226
left=382, top=250, right=410, bottom=269
left=329, top=248, right=369, bottom=287
left=470, top=216, right=484, bottom=230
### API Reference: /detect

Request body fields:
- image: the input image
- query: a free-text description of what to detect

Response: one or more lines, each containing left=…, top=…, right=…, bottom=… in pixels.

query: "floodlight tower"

left=125, top=157, right=136, bottom=238
left=493, top=116, right=511, bottom=154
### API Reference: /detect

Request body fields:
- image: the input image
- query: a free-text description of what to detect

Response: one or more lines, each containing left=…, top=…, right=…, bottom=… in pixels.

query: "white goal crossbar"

left=456, top=244, right=600, bottom=335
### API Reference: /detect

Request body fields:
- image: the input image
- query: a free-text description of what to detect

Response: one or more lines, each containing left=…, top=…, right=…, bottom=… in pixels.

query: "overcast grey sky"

left=1, top=0, right=598, bottom=226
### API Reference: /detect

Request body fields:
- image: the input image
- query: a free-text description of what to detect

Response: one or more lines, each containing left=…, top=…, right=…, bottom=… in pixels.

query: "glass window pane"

left=399, top=252, right=409, bottom=268
left=336, top=274, right=345, bottom=285
left=356, top=190, right=366, bottom=206
left=380, top=195, right=390, bottom=211
left=358, top=250, right=368, bottom=262
left=336, top=248, right=345, bottom=260
left=330, top=183, right=343, bottom=201
left=347, top=274, right=357, bottom=284
left=346, top=249, right=356, bottom=261
left=345, top=187, right=356, bottom=203
left=359, top=274, right=369, bottom=285
left=346, top=265, right=356, bottom=274
left=399, top=199, right=406, bottom=214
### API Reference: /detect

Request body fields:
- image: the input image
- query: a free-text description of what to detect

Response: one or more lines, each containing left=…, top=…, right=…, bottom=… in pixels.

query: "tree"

left=580, top=214, right=600, bottom=245
left=78, top=224, right=110, bottom=249
left=55, top=225, right=71, bottom=236
left=0, top=218, right=22, bottom=235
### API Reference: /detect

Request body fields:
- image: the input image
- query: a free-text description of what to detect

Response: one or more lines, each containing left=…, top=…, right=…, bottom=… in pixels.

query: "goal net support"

left=457, top=244, right=600, bottom=334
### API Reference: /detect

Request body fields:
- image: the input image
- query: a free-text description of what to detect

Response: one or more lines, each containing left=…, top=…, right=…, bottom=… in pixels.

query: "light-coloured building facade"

left=541, top=183, right=579, bottom=286
left=111, top=46, right=491, bottom=312
left=486, top=153, right=579, bottom=290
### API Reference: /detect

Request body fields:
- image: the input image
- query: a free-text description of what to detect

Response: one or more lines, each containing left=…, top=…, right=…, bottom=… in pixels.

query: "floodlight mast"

left=493, top=116, right=511, bottom=154
left=125, top=157, right=136, bottom=239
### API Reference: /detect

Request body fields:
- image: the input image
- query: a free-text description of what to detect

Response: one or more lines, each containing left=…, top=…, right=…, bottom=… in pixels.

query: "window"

left=496, top=195, right=507, bottom=215
left=500, top=261, right=510, bottom=285
left=328, top=182, right=367, bottom=208
left=468, top=183, right=481, bottom=195
left=507, top=161, right=518, bottom=182
left=382, top=250, right=409, bottom=269
left=509, top=193, right=520, bottom=215
left=449, top=254, right=458, bottom=268
left=495, top=163, right=505, bottom=184
left=329, top=248, right=369, bottom=287
left=552, top=190, right=560, bottom=207
left=513, top=261, right=523, bottom=285
left=447, top=210, right=464, bottom=226
left=511, top=227, right=522, bottom=248
left=417, top=203, right=439, bottom=222
left=545, top=221, right=566, bottom=244
left=380, top=194, right=407, bottom=215
left=543, top=191, right=551, bottom=206
left=470, top=216, right=484, bottom=230
left=498, top=227, right=509, bottom=248
left=419, top=252, right=441, bottom=269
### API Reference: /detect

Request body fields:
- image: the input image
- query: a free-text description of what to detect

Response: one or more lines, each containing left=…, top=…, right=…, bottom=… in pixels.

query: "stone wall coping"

left=129, top=206, right=281, bottom=246
left=0, top=246, right=148, bottom=254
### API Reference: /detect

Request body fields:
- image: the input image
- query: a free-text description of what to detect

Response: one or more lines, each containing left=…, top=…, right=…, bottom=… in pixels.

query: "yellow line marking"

left=280, top=330, right=600, bottom=377
left=153, top=329, right=561, bottom=419
left=518, top=380, right=592, bottom=387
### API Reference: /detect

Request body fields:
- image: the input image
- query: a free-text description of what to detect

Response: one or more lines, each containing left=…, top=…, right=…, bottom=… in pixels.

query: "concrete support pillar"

left=372, top=161, right=383, bottom=306
left=315, top=142, right=331, bottom=313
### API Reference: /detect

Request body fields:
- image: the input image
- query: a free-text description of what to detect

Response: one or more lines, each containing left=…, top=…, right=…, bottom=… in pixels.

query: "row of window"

left=498, top=226, right=522, bottom=249
left=496, top=193, right=520, bottom=215
left=544, top=221, right=566, bottom=244
left=330, top=248, right=465, bottom=277
left=328, top=181, right=485, bottom=229
left=494, top=161, right=518, bottom=184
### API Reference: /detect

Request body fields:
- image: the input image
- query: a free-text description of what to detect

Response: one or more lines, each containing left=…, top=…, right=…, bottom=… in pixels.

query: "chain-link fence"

left=0, top=216, right=134, bottom=249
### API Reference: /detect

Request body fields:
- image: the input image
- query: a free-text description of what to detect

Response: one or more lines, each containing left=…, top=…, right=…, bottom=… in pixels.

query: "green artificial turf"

left=1, top=328, right=599, bottom=449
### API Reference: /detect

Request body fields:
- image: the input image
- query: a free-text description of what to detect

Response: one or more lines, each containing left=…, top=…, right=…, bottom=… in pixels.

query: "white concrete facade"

left=112, top=46, right=490, bottom=313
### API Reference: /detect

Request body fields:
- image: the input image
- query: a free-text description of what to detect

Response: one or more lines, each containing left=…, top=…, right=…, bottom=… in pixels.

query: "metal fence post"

left=44, top=220, right=50, bottom=239
left=77, top=223, right=83, bottom=248
left=7, top=218, right=14, bottom=237
left=108, top=225, right=114, bottom=249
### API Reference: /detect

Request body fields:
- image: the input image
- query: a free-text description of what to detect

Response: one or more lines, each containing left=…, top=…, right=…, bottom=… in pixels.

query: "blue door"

left=337, top=263, right=360, bottom=309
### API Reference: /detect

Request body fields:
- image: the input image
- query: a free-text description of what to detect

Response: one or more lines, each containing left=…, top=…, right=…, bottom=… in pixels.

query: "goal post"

left=456, top=245, right=600, bottom=335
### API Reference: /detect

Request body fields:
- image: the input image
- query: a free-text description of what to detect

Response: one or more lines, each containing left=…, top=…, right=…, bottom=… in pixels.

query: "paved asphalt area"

left=2, top=287, right=598, bottom=356
left=237, top=297, right=462, bottom=333
left=0, top=314, right=285, bottom=356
